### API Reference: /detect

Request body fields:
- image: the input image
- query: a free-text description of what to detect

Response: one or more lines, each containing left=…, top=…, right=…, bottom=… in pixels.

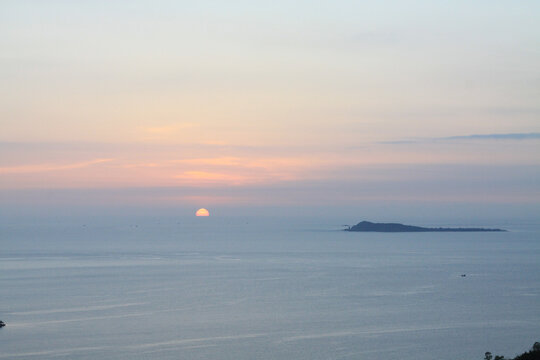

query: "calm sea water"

left=1, top=216, right=539, bottom=359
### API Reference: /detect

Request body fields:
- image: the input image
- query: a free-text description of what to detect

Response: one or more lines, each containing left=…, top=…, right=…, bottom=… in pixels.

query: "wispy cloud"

left=382, top=133, right=540, bottom=144
left=175, top=171, right=249, bottom=185
left=0, top=158, right=114, bottom=174
left=136, top=123, right=198, bottom=142
left=141, top=124, right=196, bottom=135
left=440, top=133, right=540, bottom=141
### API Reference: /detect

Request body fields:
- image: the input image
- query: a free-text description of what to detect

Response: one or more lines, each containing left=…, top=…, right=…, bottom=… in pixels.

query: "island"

left=345, top=221, right=505, bottom=232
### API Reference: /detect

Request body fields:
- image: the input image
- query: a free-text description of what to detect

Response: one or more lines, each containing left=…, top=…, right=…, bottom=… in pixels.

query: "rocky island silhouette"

left=345, top=221, right=506, bottom=232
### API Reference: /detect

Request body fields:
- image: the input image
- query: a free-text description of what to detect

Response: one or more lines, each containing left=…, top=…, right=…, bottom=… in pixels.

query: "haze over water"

left=1, top=215, right=539, bottom=360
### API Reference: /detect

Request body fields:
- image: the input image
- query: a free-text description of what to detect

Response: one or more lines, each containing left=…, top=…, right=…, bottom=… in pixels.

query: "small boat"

left=0, top=321, right=5, bottom=328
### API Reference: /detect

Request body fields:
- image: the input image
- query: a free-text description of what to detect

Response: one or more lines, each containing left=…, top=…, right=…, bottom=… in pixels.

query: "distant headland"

left=344, top=221, right=506, bottom=232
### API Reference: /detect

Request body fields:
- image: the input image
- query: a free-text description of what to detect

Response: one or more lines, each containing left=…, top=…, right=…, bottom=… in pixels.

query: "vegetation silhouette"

left=485, top=342, right=540, bottom=360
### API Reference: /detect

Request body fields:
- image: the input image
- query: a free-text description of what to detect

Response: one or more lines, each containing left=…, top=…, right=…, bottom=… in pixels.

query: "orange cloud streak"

left=175, top=171, right=253, bottom=185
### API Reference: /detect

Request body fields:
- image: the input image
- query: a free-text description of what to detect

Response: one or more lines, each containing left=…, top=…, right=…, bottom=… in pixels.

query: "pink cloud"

left=0, top=158, right=114, bottom=174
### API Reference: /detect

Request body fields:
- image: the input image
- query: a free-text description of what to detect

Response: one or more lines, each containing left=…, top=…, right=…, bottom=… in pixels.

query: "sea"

left=1, top=215, right=539, bottom=360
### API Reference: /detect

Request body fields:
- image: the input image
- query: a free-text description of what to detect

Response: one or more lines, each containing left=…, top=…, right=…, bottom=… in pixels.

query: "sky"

left=1, top=0, right=539, bottom=219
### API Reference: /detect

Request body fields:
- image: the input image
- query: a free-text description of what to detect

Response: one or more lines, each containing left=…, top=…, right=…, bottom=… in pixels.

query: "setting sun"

left=195, top=208, right=210, bottom=217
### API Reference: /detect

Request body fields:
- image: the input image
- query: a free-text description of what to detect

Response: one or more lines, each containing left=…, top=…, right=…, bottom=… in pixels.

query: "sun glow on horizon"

left=196, top=208, right=210, bottom=216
